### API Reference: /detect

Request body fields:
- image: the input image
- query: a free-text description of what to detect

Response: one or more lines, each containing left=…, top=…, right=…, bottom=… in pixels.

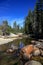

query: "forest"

left=0, top=0, right=43, bottom=39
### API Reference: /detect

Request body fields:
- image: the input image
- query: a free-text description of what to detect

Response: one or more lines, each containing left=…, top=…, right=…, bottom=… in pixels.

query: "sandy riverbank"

left=0, top=37, right=18, bottom=45
left=0, top=33, right=23, bottom=45
left=0, top=33, right=28, bottom=45
left=0, top=35, right=23, bottom=45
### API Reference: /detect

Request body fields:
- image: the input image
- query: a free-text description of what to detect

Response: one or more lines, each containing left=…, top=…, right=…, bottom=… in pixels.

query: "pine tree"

left=24, top=10, right=33, bottom=34
left=34, top=0, right=43, bottom=38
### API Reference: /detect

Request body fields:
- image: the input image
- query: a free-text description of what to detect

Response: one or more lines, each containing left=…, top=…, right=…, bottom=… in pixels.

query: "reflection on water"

left=0, top=38, right=43, bottom=65
left=0, top=38, right=31, bottom=65
left=0, top=38, right=31, bottom=51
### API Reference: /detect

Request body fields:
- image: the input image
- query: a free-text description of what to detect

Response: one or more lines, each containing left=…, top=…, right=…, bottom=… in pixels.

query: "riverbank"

left=0, top=38, right=17, bottom=45
left=0, top=36, right=23, bottom=45
left=0, top=33, right=28, bottom=45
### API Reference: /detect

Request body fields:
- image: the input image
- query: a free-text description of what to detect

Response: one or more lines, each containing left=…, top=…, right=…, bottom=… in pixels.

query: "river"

left=0, top=38, right=43, bottom=65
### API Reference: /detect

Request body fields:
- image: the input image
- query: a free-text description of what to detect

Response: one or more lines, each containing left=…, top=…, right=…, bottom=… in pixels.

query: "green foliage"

left=24, top=0, right=43, bottom=39
left=13, top=21, right=23, bottom=33
left=1, top=20, right=15, bottom=35
left=33, top=0, right=43, bottom=38
left=0, top=0, right=43, bottom=37
left=24, top=10, right=33, bottom=34
left=0, top=20, right=24, bottom=35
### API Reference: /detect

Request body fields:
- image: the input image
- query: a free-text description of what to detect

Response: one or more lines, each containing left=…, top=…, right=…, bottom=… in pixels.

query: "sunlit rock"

left=20, top=44, right=41, bottom=60
left=33, top=46, right=40, bottom=56
left=20, top=45, right=34, bottom=59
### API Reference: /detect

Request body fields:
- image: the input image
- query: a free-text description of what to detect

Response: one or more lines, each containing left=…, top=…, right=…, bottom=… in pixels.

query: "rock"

left=33, top=46, right=41, bottom=56
left=20, top=44, right=42, bottom=60
left=31, top=40, right=36, bottom=44
left=6, top=48, right=14, bottom=53
left=39, top=39, right=43, bottom=42
left=40, top=50, right=43, bottom=56
left=34, top=41, right=43, bottom=49
left=10, top=44, right=18, bottom=50
left=23, top=53, right=32, bottom=60
left=33, top=49, right=40, bottom=56
left=31, top=40, right=43, bottom=49
left=20, top=45, right=34, bottom=59
left=6, top=44, right=18, bottom=53
left=21, top=45, right=34, bottom=54
left=25, top=60, right=42, bottom=65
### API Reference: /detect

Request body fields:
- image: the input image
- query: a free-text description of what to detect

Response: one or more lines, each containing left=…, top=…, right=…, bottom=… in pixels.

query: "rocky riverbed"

left=0, top=38, right=43, bottom=65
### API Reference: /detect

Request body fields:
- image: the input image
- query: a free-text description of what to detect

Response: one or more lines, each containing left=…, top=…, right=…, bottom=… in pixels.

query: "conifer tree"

left=34, top=0, right=43, bottom=38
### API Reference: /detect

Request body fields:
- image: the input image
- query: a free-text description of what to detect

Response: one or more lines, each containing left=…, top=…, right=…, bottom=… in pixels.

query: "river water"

left=0, top=38, right=43, bottom=65
left=0, top=38, right=31, bottom=65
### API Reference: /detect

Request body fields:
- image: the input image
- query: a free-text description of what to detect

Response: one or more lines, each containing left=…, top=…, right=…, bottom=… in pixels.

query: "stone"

left=40, top=50, right=43, bottom=56
left=20, top=45, right=34, bottom=59
left=33, top=49, right=40, bottom=56
left=33, top=46, right=40, bottom=56
left=25, top=60, right=42, bottom=65
left=34, top=41, right=43, bottom=49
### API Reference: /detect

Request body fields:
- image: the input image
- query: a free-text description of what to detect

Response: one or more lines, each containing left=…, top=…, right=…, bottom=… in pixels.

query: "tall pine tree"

left=34, top=0, right=43, bottom=38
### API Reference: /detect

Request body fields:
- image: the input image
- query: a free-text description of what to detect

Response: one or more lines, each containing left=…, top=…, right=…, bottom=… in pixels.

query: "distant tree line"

left=24, top=0, right=43, bottom=39
left=0, top=20, right=23, bottom=35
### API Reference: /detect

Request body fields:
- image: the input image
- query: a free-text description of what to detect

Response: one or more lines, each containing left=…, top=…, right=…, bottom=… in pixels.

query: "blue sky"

left=0, top=0, right=36, bottom=27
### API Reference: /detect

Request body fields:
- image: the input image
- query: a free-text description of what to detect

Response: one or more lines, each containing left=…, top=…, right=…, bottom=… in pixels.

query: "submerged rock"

left=25, top=60, right=42, bottom=65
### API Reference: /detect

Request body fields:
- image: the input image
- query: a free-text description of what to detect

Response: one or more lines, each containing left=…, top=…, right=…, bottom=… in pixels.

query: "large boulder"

left=20, top=44, right=41, bottom=60
left=25, top=60, right=42, bottom=65
left=20, top=45, right=34, bottom=59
